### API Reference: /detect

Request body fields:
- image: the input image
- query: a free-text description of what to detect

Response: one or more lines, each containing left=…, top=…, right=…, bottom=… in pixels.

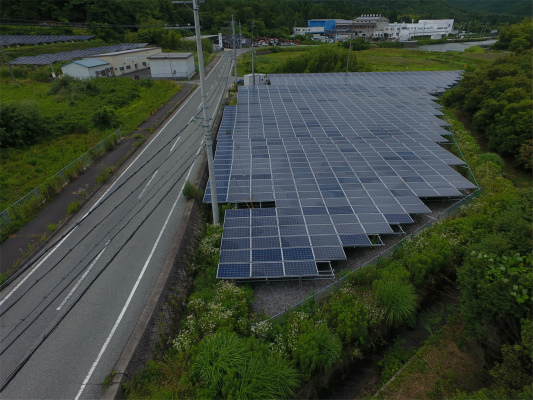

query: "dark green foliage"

left=458, top=252, right=532, bottom=344
left=491, top=18, right=533, bottom=51
left=324, top=291, right=370, bottom=343
left=92, top=106, right=119, bottom=129
left=378, top=339, right=414, bottom=384
left=376, top=280, right=418, bottom=328
left=340, top=38, right=371, bottom=51
left=0, top=102, right=51, bottom=148
left=442, top=43, right=532, bottom=169
left=281, top=45, right=360, bottom=73
left=293, top=324, right=342, bottom=379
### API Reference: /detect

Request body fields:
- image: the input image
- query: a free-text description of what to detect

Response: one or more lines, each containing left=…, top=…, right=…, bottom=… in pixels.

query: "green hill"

left=445, top=0, right=532, bottom=17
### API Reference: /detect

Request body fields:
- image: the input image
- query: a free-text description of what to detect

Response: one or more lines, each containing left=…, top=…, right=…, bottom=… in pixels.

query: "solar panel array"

left=204, top=71, right=476, bottom=280
left=0, top=35, right=94, bottom=46
left=9, top=43, right=148, bottom=65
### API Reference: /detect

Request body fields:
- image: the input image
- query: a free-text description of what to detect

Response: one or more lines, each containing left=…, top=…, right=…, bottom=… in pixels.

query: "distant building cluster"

left=61, top=47, right=195, bottom=80
left=294, top=15, right=455, bottom=42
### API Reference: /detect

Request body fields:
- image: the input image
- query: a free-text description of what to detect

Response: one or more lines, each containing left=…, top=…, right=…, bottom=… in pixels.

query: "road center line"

left=56, top=243, right=108, bottom=311
left=138, top=170, right=158, bottom=199
left=74, top=144, right=203, bottom=400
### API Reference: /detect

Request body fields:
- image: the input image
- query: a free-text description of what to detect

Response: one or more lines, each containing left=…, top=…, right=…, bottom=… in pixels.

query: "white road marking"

left=170, top=136, right=181, bottom=153
left=74, top=143, right=203, bottom=400
left=56, top=243, right=108, bottom=311
left=138, top=170, right=158, bottom=199
left=82, top=84, right=202, bottom=218
left=0, top=228, right=77, bottom=308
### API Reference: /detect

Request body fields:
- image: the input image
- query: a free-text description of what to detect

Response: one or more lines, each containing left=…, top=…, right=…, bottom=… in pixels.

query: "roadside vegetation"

left=125, top=20, right=532, bottom=400
left=0, top=77, right=181, bottom=211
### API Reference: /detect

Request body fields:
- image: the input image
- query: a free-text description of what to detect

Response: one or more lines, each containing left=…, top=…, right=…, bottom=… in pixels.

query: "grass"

left=355, top=48, right=506, bottom=71
left=0, top=80, right=181, bottom=210
left=373, top=314, right=488, bottom=399
left=245, top=46, right=508, bottom=75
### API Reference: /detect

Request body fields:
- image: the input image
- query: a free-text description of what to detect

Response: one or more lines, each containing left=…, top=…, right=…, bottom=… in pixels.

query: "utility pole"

left=346, top=32, right=353, bottom=73
left=0, top=41, right=16, bottom=84
left=231, top=14, right=237, bottom=84
left=238, top=21, right=242, bottom=50
left=193, top=0, right=219, bottom=224
left=251, top=19, right=255, bottom=86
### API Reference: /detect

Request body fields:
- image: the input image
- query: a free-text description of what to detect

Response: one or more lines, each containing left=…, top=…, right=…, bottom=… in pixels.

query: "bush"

left=183, top=180, right=204, bottom=201
left=192, top=331, right=248, bottom=396
left=0, top=102, right=51, bottom=148
left=92, top=106, right=119, bottom=129
left=376, top=279, right=418, bottom=328
left=293, top=323, right=342, bottom=379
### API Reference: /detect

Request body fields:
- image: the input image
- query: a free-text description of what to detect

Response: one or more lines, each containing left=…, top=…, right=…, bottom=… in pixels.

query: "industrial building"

left=60, top=58, right=112, bottom=79
left=378, top=19, right=455, bottom=41
left=89, top=47, right=161, bottom=76
left=293, top=16, right=454, bottom=42
left=147, top=52, right=195, bottom=79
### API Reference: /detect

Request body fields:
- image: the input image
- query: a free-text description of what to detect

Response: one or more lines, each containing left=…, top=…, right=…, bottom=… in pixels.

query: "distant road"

left=0, top=50, right=234, bottom=399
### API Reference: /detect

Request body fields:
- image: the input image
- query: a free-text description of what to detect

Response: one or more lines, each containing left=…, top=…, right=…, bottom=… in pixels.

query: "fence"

left=260, top=187, right=483, bottom=325
left=0, top=128, right=124, bottom=228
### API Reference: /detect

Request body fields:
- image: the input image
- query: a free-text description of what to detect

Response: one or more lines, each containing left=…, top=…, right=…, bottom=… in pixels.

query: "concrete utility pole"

left=232, top=15, right=237, bottom=84
left=346, top=32, right=353, bottom=73
left=192, top=0, right=219, bottom=224
left=251, top=19, right=255, bottom=86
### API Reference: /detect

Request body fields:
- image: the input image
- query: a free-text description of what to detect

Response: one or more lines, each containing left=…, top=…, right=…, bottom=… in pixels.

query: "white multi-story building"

left=377, top=19, right=454, bottom=41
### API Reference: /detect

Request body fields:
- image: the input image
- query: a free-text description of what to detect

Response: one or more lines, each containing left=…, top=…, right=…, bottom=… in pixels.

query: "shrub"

left=192, top=331, right=248, bottom=396
left=92, top=106, right=119, bottom=129
left=293, top=323, right=342, bottom=379
left=376, top=279, right=418, bottom=328
left=0, top=102, right=51, bottom=149
left=183, top=180, right=204, bottom=201
left=233, top=353, right=300, bottom=399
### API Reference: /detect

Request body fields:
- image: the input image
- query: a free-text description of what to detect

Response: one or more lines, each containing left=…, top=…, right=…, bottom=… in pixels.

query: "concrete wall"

left=149, top=57, right=195, bottom=79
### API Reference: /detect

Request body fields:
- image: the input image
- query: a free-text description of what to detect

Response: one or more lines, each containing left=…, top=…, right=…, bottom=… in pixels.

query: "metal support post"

left=193, top=0, right=219, bottom=224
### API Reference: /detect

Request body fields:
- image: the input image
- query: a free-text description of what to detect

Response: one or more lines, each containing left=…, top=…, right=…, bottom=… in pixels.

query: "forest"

left=442, top=18, right=533, bottom=170
left=0, top=0, right=529, bottom=41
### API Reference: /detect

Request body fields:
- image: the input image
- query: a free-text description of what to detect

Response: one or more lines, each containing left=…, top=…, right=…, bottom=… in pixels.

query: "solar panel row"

left=0, top=35, right=94, bottom=46
left=9, top=43, right=148, bottom=65
left=205, top=72, right=475, bottom=280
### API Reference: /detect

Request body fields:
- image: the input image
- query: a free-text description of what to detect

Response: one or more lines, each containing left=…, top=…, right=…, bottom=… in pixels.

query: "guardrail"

left=260, top=187, right=482, bottom=325
left=0, top=128, right=124, bottom=228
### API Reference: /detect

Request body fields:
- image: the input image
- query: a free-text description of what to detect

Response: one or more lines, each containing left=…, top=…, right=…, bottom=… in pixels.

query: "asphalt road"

left=0, top=50, right=235, bottom=399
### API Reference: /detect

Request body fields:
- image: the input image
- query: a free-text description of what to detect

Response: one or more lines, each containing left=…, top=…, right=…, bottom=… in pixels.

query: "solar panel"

left=0, top=35, right=94, bottom=46
left=208, top=71, right=476, bottom=280
left=9, top=43, right=149, bottom=65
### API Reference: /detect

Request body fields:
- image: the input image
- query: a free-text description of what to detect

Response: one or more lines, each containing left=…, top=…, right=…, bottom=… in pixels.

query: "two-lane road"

left=0, top=50, right=235, bottom=399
